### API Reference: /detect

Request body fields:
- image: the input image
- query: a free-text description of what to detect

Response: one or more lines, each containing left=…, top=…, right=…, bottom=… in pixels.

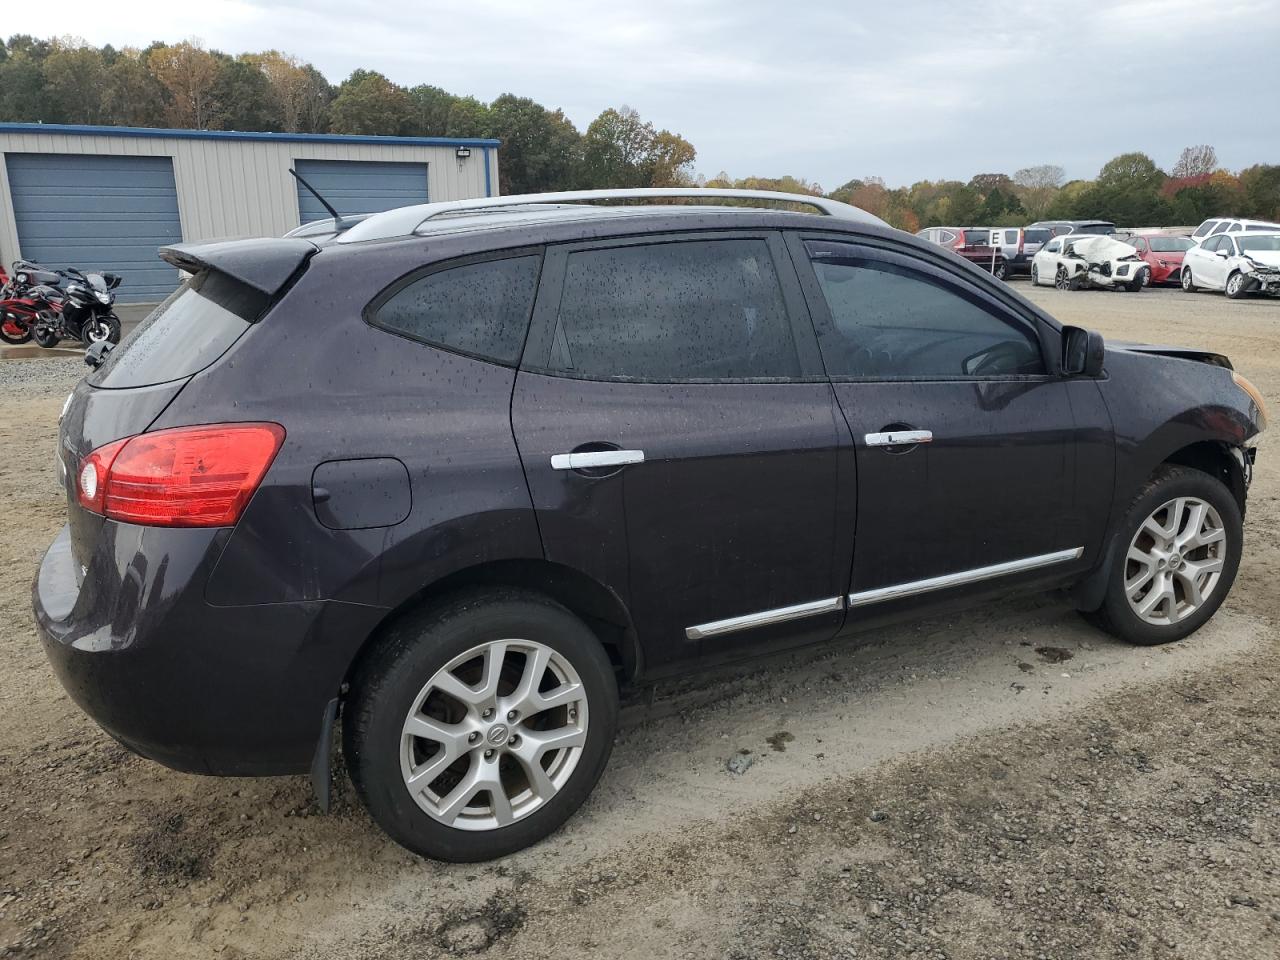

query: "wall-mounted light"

left=455, top=146, right=471, bottom=159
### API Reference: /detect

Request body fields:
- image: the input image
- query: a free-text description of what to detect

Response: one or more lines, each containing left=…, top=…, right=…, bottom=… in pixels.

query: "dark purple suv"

left=33, top=190, right=1266, bottom=862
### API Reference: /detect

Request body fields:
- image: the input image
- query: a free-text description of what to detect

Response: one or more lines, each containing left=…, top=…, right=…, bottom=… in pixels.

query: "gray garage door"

left=6, top=153, right=183, bottom=303
left=295, top=159, right=428, bottom=225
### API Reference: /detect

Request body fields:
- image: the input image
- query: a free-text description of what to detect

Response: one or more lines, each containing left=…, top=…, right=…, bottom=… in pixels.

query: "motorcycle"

left=0, top=261, right=122, bottom=347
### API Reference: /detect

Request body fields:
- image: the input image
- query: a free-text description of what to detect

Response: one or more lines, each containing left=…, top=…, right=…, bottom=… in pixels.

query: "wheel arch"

left=343, top=559, right=641, bottom=692
left=1070, top=438, right=1247, bottom=612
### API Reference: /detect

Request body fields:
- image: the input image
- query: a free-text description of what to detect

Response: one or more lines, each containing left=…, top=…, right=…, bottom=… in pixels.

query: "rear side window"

left=546, top=239, right=799, bottom=381
left=89, top=271, right=267, bottom=389
left=371, top=255, right=540, bottom=365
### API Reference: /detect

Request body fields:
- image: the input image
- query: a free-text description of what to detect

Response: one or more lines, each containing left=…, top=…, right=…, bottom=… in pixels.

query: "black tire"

left=1055, top=265, right=1072, bottom=290
left=81, top=313, right=122, bottom=347
left=344, top=588, right=619, bottom=861
left=33, top=326, right=60, bottom=348
left=1125, top=269, right=1146, bottom=292
left=1030, top=263, right=1040, bottom=286
left=1225, top=271, right=1248, bottom=300
left=1081, top=465, right=1242, bottom=646
left=1182, top=267, right=1197, bottom=292
left=0, top=318, right=33, bottom=345
left=993, top=261, right=1008, bottom=281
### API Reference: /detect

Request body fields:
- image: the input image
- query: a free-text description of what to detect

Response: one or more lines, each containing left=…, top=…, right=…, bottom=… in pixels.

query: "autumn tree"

left=1172, top=144, right=1218, bottom=179
left=1012, top=164, right=1064, bottom=218
left=328, top=69, right=412, bottom=135
left=248, top=51, right=316, bottom=132
left=968, top=173, right=1014, bottom=194
left=645, top=130, right=696, bottom=186
left=103, top=49, right=166, bottom=126
left=150, top=40, right=222, bottom=128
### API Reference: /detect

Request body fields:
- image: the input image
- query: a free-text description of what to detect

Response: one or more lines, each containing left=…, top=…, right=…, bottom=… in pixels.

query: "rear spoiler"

left=158, top=238, right=318, bottom=296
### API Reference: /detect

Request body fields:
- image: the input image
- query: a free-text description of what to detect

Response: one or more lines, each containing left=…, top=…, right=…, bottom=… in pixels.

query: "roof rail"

left=336, top=188, right=886, bottom=243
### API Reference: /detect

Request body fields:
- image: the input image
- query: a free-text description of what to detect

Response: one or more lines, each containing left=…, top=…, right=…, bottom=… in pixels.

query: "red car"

left=1128, top=234, right=1194, bottom=286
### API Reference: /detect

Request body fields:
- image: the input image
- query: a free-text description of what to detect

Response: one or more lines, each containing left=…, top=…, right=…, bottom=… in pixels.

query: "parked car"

left=1027, top=219, right=1117, bottom=238
left=34, top=188, right=1265, bottom=862
left=1030, top=234, right=1149, bottom=290
left=1181, top=232, right=1280, bottom=298
left=915, top=226, right=1006, bottom=277
left=991, top=226, right=1051, bottom=277
left=1128, top=234, right=1194, bottom=285
left=1189, top=217, right=1280, bottom=245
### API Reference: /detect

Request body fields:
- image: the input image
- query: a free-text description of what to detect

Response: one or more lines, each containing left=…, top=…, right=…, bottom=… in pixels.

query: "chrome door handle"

left=550, top=449, right=645, bottom=470
left=865, top=430, right=932, bottom=447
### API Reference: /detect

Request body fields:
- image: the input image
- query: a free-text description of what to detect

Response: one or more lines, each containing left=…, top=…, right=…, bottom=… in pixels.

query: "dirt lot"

left=1, top=285, right=1277, bottom=960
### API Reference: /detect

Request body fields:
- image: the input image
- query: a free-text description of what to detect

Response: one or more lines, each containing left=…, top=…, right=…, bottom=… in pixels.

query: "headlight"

left=1233, top=371, right=1268, bottom=431
left=95, top=291, right=111, bottom=304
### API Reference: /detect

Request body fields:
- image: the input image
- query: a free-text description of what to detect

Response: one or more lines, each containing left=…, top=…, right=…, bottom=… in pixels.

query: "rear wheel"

left=345, top=589, right=619, bottom=861
left=1182, top=267, right=1197, bottom=292
left=992, top=261, right=1008, bottom=281
left=1081, top=466, right=1241, bottom=646
left=1225, top=271, right=1248, bottom=299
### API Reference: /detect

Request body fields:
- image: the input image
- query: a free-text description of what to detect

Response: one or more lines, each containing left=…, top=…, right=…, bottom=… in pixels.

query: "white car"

left=1189, top=217, right=1280, bottom=245
left=1030, top=235, right=1149, bottom=291
left=1181, top=232, right=1280, bottom=299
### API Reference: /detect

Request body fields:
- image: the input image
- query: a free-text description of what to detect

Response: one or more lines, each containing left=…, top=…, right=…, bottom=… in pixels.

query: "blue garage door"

left=6, top=153, right=183, bottom=303
left=295, top=159, right=428, bottom=225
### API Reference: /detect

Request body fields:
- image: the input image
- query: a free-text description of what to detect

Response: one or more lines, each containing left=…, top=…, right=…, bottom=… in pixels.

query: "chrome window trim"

left=686, top=596, right=845, bottom=641
left=847, top=547, right=1084, bottom=608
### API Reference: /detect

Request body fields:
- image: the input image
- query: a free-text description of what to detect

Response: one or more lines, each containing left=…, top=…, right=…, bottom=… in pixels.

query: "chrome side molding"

left=551, top=449, right=645, bottom=471
left=865, top=430, right=933, bottom=447
left=686, top=596, right=844, bottom=641
left=847, top=547, right=1084, bottom=608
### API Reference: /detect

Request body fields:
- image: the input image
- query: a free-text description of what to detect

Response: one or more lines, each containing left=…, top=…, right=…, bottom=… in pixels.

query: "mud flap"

left=310, top=697, right=339, bottom=813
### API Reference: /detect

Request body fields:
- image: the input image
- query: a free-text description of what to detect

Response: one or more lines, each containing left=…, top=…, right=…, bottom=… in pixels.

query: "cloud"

left=41, top=0, right=1280, bottom=186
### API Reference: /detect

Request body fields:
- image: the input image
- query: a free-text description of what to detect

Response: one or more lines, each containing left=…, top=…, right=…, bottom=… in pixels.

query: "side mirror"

left=1216, top=249, right=1230, bottom=258
left=1062, top=326, right=1104, bottom=377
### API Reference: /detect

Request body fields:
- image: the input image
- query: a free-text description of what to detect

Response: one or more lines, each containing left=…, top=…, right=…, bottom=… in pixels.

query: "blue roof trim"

left=0, top=122, right=501, bottom=148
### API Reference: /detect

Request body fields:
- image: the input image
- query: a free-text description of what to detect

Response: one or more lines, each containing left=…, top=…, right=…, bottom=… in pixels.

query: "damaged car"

left=1031, top=234, right=1149, bottom=291
left=1181, top=232, right=1280, bottom=299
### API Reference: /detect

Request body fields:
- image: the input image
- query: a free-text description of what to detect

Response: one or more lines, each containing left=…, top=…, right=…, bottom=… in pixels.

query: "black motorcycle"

left=31, top=267, right=123, bottom=348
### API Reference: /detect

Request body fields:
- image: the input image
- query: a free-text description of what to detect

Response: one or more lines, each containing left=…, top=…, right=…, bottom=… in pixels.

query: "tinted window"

left=89, top=271, right=267, bottom=389
left=1245, top=223, right=1280, bottom=232
left=1202, top=236, right=1222, bottom=252
left=961, top=229, right=990, bottom=246
left=938, top=230, right=957, bottom=244
left=1193, top=221, right=1217, bottom=238
left=373, top=256, right=539, bottom=365
left=1148, top=237, right=1193, bottom=252
left=547, top=239, right=798, bottom=381
left=1024, top=229, right=1050, bottom=244
left=1210, top=221, right=1231, bottom=235
left=806, top=247, right=1044, bottom=379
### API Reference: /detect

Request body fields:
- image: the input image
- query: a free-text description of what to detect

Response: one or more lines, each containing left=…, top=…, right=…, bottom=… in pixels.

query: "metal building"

left=0, top=123, right=501, bottom=301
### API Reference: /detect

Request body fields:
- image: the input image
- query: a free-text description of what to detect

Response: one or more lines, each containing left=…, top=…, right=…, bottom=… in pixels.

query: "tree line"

left=0, top=36, right=696, bottom=195
left=2, top=37, right=1277, bottom=228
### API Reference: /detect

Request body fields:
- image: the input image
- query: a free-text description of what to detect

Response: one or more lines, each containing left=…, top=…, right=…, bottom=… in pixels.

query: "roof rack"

left=336, top=188, right=886, bottom=243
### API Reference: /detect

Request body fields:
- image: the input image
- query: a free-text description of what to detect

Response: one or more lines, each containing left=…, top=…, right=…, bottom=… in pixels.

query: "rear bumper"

left=33, top=524, right=384, bottom=776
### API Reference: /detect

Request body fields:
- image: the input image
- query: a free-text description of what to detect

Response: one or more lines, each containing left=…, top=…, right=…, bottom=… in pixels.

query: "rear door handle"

left=865, top=430, right=932, bottom=448
left=550, top=449, right=645, bottom=470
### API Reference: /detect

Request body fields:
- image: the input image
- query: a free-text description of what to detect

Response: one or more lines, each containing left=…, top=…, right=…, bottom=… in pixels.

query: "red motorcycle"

left=1, top=261, right=67, bottom=346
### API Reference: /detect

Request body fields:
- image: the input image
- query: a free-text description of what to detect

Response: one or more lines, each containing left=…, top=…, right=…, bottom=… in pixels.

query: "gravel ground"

left=0, top=283, right=1277, bottom=960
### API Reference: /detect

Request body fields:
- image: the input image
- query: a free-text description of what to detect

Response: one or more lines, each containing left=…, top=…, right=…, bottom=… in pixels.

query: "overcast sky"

left=44, top=0, right=1280, bottom=188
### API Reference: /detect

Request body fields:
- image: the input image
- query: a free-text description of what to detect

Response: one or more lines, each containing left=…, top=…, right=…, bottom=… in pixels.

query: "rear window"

left=89, top=271, right=267, bottom=389
left=961, top=230, right=990, bottom=245
left=370, top=255, right=541, bottom=366
left=1074, top=223, right=1116, bottom=235
left=1023, top=229, right=1050, bottom=244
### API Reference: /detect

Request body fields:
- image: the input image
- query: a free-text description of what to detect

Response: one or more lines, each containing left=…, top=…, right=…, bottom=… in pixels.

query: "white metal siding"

left=0, top=132, right=498, bottom=283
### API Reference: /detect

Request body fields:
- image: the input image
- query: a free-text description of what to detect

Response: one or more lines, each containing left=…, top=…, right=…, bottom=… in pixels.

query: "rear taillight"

left=76, top=423, right=285, bottom=527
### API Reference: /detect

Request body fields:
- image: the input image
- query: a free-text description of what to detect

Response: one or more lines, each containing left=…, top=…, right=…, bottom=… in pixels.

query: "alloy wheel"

left=1182, top=268, right=1194, bottom=292
left=1055, top=265, right=1070, bottom=290
left=1124, top=496, right=1226, bottom=626
left=399, top=638, right=588, bottom=831
left=84, top=320, right=111, bottom=344
left=1226, top=273, right=1245, bottom=298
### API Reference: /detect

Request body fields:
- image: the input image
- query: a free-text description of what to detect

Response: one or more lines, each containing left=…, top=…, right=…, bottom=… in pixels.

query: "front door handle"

left=550, top=449, right=645, bottom=471
left=865, top=430, right=933, bottom=448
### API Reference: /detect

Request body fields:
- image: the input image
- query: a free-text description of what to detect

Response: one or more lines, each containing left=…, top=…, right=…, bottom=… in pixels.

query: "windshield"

left=1238, top=235, right=1280, bottom=253
left=1148, top=237, right=1193, bottom=252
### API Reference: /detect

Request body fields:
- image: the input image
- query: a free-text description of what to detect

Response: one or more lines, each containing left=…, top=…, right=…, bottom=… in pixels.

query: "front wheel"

left=344, top=589, right=619, bottom=861
left=1225, top=271, right=1248, bottom=300
left=1055, top=265, right=1072, bottom=290
left=1182, top=267, right=1197, bottom=292
left=1081, top=465, right=1241, bottom=646
left=1030, top=263, right=1040, bottom=285
left=33, top=326, right=60, bottom=348
left=1125, top=269, right=1147, bottom=292
left=0, top=317, right=33, bottom=345
left=992, top=261, right=1008, bottom=281
left=81, top=314, right=122, bottom=346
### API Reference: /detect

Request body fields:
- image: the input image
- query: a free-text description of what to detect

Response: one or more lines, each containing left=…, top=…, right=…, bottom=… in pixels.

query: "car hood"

left=1067, top=236, right=1141, bottom=262
left=1242, top=250, right=1280, bottom=268
left=1108, top=341, right=1232, bottom=369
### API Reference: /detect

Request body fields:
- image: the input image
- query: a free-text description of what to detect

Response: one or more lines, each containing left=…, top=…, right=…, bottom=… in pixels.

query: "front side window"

left=371, top=255, right=541, bottom=365
left=1045, top=239, right=1062, bottom=254
left=806, top=245, right=1045, bottom=379
left=546, top=239, right=799, bottom=381
left=1202, top=235, right=1223, bottom=252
